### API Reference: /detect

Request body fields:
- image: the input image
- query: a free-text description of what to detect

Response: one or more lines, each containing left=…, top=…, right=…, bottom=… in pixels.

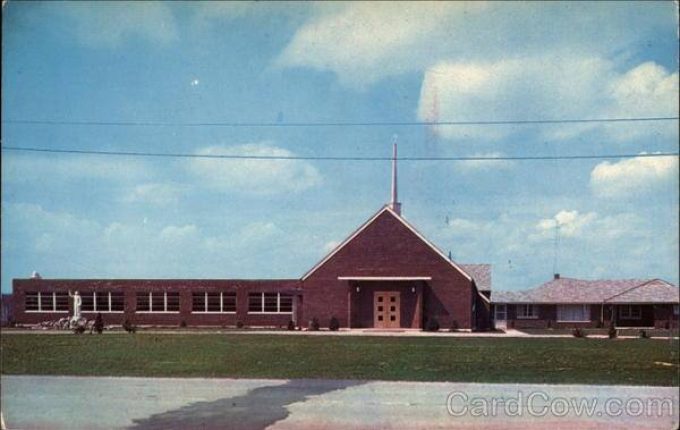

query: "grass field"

left=2, top=333, right=678, bottom=385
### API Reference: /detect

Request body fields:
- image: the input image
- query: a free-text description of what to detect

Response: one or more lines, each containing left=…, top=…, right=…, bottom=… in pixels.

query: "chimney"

left=554, top=273, right=560, bottom=280
left=389, top=139, right=402, bottom=215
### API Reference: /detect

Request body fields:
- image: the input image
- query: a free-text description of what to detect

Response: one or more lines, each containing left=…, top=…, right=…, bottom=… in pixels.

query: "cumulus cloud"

left=417, top=58, right=678, bottom=142
left=277, top=2, right=673, bottom=89
left=535, top=210, right=598, bottom=238
left=188, top=143, right=322, bottom=195
left=590, top=154, right=679, bottom=198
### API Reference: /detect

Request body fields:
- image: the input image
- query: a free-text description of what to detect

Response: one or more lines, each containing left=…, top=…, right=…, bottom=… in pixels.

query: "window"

left=136, top=291, right=180, bottom=313
left=192, top=292, right=237, bottom=313
left=248, top=292, right=293, bottom=313
left=619, top=305, right=641, bottom=319
left=24, top=292, right=69, bottom=312
left=557, top=304, right=590, bottom=322
left=674, top=305, right=679, bottom=316
left=81, top=292, right=125, bottom=312
left=494, top=304, right=507, bottom=321
left=516, top=304, right=538, bottom=319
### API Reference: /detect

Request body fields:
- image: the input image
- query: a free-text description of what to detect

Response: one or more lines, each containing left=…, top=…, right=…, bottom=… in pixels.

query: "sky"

left=1, top=1, right=678, bottom=294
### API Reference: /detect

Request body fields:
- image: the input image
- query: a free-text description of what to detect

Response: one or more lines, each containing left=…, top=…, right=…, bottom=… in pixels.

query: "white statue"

left=69, top=290, right=82, bottom=324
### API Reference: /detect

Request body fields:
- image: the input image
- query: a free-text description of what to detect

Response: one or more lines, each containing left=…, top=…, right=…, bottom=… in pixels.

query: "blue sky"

left=2, top=1, right=678, bottom=294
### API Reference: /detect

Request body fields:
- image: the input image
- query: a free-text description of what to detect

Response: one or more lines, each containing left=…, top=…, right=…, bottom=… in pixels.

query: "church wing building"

left=11, top=145, right=493, bottom=330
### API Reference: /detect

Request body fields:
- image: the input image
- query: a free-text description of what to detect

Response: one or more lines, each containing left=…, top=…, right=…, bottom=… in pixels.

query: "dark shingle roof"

left=460, top=264, right=491, bottom=291
left=491, top=277, right=678, bottom=304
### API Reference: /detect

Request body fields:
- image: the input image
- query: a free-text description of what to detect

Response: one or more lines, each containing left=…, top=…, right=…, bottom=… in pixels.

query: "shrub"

left=179, top=320, right=187, bottom=328
left=94, top=313, right=104, bottom=334
left=236, top=321, right=244, bottom=329
left=425, top=317, right=440, bottom=332
left=572, top=327, right=586, bottom=338
left=287, top=320, right=296, bottom=331
left=122, top=319, right=137, bottom=333
left=449, top=320, right=459, bottom=332
left=638, top=329, right=649, bottom=339
left=309, top=317, right=320, bottom=331
left=73, top=325, right=86, bottom=335
left=608, top=323, right=617, bottom=339
left=329, top=316, right=340, bottom=331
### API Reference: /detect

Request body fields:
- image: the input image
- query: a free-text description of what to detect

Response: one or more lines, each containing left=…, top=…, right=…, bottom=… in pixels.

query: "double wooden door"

left=374, top=291, right=400, bottom=328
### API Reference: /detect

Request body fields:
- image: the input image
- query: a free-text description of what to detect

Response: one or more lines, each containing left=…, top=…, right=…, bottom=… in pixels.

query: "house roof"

left=460, top=264, right=491, bottom=291
left=302, top=205, right=473, bottom=282
left=492, top=277, right=679, bottom=304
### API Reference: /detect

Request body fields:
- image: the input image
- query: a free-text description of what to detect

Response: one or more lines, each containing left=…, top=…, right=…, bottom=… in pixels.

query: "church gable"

left=302, top=206, right=471, bottom=281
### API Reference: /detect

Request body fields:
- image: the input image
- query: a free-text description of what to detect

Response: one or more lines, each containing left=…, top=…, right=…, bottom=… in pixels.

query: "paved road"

left=1, top=375, right=678, bottom=429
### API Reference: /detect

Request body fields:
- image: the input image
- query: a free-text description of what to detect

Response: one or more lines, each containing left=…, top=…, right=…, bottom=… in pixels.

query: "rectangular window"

left=82, top=293, right=95, bottom=312
left=516, top=304, right=538, bottom=319
left=192, top=292, right=237, bottom=313
left=494, top=304, right=507, bottom=320
left=25, top=292, right=69, bottom=313
left=80, top=292, right=124, bottom=312
left=619, top=305, right=641, bottom=319
left=557, top=304, right=590, bottom=322
left=137, top=292, right=179, bottom=313
left=25, top=292, right=40, bottom=311
left=674, top=305, right=679, bottom=316
left=110, top=292, right=125, bottom=312
left=248, top=292, right=293, bottom=314
left=55, top=292, right=69, bottom=311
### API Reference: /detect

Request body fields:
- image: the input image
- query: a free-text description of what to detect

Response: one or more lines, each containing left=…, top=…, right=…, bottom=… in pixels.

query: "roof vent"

left=31, top=271, right=42, bottom=279
left=554, top=273, right=560, bottom=280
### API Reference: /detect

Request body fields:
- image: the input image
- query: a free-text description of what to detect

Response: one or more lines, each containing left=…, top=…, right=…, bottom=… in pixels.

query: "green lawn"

left=1, top=333, right=678, bottom=385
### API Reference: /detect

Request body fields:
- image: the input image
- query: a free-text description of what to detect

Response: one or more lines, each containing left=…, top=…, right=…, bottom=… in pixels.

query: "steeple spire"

left=389, top=137, right=401, bottom=215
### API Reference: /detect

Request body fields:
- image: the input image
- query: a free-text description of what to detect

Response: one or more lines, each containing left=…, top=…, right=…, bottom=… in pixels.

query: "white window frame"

left=247, top=292, right=293, bottom=314
left=618, top=305, right=641, bottom=320
left=25, top=292, right=69, bottom=313
left=191, top=292, right=237, bottom=314
left=557, top=304, right=591, bottom=322
left=137, top=292, right=180, bottom=313
left=516, top=304, right=539, bottom=319
left=82, top=292, right=125, bottom=313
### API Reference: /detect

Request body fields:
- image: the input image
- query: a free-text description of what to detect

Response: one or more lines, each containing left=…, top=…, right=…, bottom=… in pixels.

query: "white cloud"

left=535, top=210, right=598, bottom=238
left=323, top=240, right=341, bottom=253
left=417, top=58, right=678, bottom=142
left=188, top=143, right=322, bottom=195
left=124, top=183, right=185, bottom=206
left=590, top=154, right=679, bottom=198
left=277, top=2, right=673, bottom=89
left=59, top=2, right=178, bottom=48
left=277, top=2, right=485, bottom=88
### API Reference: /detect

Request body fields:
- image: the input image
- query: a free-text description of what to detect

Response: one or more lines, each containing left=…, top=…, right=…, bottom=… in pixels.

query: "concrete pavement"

left=1, top=375, right=678, bottom=429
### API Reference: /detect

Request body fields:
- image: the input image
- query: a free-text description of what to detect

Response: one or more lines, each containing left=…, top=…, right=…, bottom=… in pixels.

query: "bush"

left=608, top=323, right=617, bottom=339
left=449, top=320, right=459, bottom=332
left=329, top=316, right=340, bottom=331
left=572, top=327, right=586, bottom=338
left=179, top=320, right=187, bottom=328
left=122, top=319, right=137, bottom=333
left=309, top=317, right=320, bottom=331
left=425, top=317, right=440, bottom=332
left=638, top=329, right=649, bottom=339
left=73, top=325, right=86, bottom=335
left=236, top=321, right=244, bottom=329
left=287, top=320, right=296, bottom=331
left=94, top=313, right=104, bottom=334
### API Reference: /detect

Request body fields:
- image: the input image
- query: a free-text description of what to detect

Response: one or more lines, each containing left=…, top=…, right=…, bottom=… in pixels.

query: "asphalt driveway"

left=1, top=375, right=677, bottom=429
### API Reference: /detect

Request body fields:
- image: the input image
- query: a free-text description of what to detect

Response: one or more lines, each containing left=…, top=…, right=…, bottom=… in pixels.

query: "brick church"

left=12, top=145, right=493, bottom=330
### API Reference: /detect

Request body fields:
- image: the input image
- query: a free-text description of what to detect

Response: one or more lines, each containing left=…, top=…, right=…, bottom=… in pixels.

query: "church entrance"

left=373, top=291, right=401, bottom=329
